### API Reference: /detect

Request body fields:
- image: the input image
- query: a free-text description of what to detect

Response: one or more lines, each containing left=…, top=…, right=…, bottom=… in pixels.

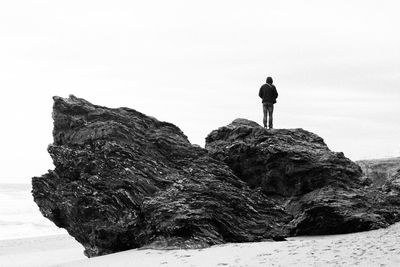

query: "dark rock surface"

left=32, top=97, right=400, bottom=257
left=206, top=119, right=400, bottom=236
left=32, top=96, right=290, bottom=257
left=206, top=119, right=363, bottom=197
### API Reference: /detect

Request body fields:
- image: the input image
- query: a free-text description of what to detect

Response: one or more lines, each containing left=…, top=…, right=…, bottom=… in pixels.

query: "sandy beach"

left=0, top=235, right=85, bottom=267
left=1, top=222, right=399, bottom=267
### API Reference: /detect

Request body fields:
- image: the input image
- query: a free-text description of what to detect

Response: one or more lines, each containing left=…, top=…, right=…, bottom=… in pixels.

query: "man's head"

left=266, top=77, right=273, bottom=84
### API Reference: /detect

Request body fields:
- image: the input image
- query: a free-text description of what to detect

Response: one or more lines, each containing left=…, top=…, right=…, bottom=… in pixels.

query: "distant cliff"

left=357, top=157, right=400, bottom=190
left=32, top=95, right=400, bottom=257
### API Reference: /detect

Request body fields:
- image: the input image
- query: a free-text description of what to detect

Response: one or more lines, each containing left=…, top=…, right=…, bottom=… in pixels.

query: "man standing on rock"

left=259, top=76, right=278, bottom=129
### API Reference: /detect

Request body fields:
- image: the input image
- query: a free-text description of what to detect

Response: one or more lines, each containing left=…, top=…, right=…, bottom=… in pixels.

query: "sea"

left=0, top=183, right=66, bottom=240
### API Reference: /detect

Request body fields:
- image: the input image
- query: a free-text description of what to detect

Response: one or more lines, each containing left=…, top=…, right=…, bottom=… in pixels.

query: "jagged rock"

left=32, top=97, right=400, bottom=257
left=32, top=96, right=290, bottom=257
left=206, top=119, right=363, bottom=197
left=206, top=119, right=400, bottom=235
left=286, top=186, right=399, bottom=235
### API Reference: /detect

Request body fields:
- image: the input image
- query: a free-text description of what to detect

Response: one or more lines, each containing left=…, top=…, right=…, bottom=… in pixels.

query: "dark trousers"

left=262, top=103, right=274, bottom=128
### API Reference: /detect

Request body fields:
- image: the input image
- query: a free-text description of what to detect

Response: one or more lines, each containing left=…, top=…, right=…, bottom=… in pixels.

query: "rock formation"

left=32, top=96, right=400, bottom=257
left=206, top=119, right=400, bottom=235
left=206, top=118, right=363, bottom=197
left=32, top=96, right=290, bottom=257
left=357, top=157, right=400, bottom=190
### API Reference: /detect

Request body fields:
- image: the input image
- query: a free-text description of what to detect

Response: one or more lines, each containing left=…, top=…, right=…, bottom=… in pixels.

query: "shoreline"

left=61, top=223, right=400, bottom=267
left=0, top=234, right=85, bottom=267
left=1, top=223, right=400, bottom=267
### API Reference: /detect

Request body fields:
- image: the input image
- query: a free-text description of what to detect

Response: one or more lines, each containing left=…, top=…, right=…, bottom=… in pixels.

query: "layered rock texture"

left=32, top=96, right=290, bottom=257
left=206, top=118, right=363, bottom=197
left=32, top=96, right=400, bottom=257
left=206, top=119, right=400, bottom=236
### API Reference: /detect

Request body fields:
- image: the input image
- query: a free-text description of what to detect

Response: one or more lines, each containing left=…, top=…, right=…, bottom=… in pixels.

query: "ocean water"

left=0, top=183, right=66, bottom=240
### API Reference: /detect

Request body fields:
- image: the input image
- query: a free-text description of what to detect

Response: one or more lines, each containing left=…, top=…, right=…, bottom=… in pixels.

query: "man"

left=259, top=76, right=278, bottom=129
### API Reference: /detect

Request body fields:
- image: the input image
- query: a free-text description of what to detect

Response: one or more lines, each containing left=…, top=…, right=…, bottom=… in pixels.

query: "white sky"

left=1, top=0, right=399, bottom=183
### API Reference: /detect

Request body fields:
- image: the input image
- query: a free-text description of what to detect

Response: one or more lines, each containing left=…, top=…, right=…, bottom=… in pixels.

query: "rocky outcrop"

left=32, top=96, right=400, bottom=257
left=32, top=96, right=290, bottom=257
left=206, top=119, right=363, bottom=197
left=357, top=157, right=400, bottom=190
left=206, top=119, right=400, bottom=235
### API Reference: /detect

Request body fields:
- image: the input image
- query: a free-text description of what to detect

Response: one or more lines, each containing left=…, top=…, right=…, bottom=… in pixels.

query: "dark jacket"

left=259, top=83, right=278, bottom=104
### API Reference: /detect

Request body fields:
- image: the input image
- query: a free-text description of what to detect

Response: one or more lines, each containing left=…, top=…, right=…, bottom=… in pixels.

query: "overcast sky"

left=1, top=0, right=399, bottom=183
